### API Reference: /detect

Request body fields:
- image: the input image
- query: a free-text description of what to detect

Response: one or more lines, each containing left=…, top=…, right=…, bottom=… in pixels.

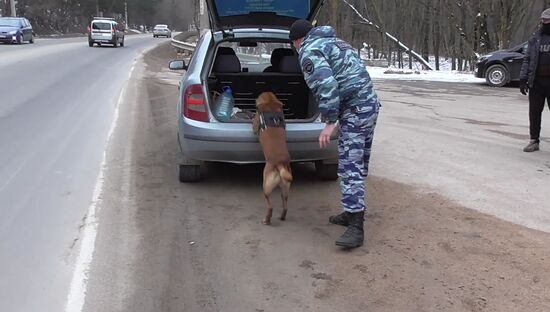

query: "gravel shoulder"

left=82, top=42, right=550, bottom=312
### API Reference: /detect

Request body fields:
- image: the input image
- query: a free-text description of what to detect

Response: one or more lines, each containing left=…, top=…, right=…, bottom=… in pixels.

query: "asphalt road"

left=372, top=79, right=550, bottom=231
left=0, top=34, right=169, bottom=312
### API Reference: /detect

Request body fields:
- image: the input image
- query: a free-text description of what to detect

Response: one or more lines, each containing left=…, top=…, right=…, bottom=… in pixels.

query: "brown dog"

left=253, top=92, right=293, bottom=225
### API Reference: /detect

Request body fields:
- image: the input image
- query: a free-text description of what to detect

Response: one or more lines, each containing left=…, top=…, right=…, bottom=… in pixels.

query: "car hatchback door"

left=91, top=21, right=113, bottom=39
left=206, top=0, right=325, bottom=30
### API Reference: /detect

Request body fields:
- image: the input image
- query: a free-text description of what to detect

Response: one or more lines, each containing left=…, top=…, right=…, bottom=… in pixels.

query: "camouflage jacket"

left=298, top=26, right=379, bottom=123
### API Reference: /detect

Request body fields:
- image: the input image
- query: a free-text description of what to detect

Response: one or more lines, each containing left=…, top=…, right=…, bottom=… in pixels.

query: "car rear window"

left=155, top=25, right=168, bottom=29
left=218, top=41, right=294, bottom=72
left=92, top=22, right=111, bottom=30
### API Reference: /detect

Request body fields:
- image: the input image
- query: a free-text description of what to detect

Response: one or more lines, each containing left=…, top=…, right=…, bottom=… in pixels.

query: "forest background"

left=3, top=0, right=549, bottom=70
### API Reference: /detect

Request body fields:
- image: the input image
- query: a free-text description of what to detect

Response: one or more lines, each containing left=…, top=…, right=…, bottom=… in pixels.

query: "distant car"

left=153, top=24, right=171, bottom=38
left=88, top=17, right=125, bottom=47
left=475, top=42, right=527, bottom=87
left=168, top=0, right=338, bottom=182
left=0, top=17, right=34, bottom=44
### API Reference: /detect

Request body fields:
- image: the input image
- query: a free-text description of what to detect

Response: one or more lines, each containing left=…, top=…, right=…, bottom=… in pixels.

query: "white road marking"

left=63, top=80, right=126, bottom=312
left=0, top=160, right=26, bottom=192
left=64, top=43, right=161, bottom=311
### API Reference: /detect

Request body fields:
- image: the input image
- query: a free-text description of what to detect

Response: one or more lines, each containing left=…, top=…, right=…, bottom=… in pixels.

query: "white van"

left=88, top=17, right=125, bottom=48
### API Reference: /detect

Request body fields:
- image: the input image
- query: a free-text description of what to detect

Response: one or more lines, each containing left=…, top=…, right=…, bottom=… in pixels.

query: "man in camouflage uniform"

left=289, top=19, right=381, bottom=248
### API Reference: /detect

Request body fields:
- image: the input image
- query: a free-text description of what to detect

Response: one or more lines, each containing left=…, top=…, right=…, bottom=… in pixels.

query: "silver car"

left=153, top=24, right=171, bottom=38
left=169, top=0, right=337, bottom=182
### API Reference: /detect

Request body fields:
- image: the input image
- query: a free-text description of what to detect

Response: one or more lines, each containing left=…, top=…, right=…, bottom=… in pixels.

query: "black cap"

left=289, top=19, right=313, bottom=41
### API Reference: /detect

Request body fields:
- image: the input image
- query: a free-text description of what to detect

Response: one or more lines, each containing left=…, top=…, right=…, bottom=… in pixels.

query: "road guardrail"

left=171, top=38, right=196, bottom=53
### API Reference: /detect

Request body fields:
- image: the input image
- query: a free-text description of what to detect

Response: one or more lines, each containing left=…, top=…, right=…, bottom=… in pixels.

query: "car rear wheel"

left=179, top=164, right=201, bottom=182
left=88, top=41, right=93, bottom=47
left=29, top=35, right=34, bottom=44
left=485, top=64, right=509, bottom=87
left=315, top=161, right=338, bottom=181
left=120, top=39, right=124, bottom=47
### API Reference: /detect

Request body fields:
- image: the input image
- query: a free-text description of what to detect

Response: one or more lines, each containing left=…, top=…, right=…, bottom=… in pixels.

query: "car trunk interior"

left=206, top=43, right=319, bottom=122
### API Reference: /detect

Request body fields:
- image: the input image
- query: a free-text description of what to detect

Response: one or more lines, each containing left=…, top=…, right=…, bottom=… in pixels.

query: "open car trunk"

left=207, top=73, right=319, bottom=122
left=207, top=44, right=319, bottom=122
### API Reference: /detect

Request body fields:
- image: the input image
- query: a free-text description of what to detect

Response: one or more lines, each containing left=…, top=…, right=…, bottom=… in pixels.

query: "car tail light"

left=183, top=84, right=209, bottom=122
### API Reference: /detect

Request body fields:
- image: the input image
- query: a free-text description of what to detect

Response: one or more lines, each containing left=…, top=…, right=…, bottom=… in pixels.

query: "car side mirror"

left=169, top=60, right=187, bottom=70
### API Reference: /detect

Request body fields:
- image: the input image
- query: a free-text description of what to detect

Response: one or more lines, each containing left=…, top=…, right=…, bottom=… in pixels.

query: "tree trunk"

left=422, top=0, right=431, bottom=62
left=331, top=0, right=339, bottom=28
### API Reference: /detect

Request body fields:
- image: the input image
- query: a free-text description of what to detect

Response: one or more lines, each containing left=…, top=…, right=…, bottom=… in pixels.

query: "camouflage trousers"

left=338, top=104, right=379, bottom=213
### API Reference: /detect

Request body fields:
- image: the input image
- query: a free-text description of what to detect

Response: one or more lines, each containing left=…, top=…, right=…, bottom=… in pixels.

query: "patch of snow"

left=360, top=50, right=485, bottom=84
left=367, top=66, right=485, bottom=84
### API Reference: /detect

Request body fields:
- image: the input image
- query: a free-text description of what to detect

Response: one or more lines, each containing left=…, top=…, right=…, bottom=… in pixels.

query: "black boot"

left=335, top=211, right=364, bottom=248
left=329, top=211, right=352, bottom=226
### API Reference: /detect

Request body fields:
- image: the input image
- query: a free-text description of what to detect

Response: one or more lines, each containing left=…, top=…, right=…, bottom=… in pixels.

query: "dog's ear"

left=256, top=95, right=264, bottom=108
left=269, top=93, right=284, bottom=109
left=256, top=92, right=270, bottom=108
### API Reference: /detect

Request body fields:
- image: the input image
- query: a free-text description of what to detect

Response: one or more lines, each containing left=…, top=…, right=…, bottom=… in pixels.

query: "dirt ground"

left=83, top=42, right=550, bottom=312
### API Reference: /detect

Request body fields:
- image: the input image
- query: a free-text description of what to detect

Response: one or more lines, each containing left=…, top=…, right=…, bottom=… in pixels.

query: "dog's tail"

left=277, top=164, right=293, bottom=182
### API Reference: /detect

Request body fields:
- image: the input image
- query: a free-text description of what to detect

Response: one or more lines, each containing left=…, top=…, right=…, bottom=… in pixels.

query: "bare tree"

left=433, top=0, right=442, bottom=70
left=341, top=0, right=434, bottom=70
left=421, top=0, right=432, bottom=62
left=16, top=0, right=550, bottom=62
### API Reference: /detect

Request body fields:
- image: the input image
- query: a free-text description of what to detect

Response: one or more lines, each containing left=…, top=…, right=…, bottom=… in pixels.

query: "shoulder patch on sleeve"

left=335, top=41, right=353, bottom=51
left=302, top=58, right=315, bottom=74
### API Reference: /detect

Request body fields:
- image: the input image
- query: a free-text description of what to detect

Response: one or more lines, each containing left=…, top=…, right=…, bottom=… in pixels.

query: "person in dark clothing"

left=520, top=8, right=550, bottom=152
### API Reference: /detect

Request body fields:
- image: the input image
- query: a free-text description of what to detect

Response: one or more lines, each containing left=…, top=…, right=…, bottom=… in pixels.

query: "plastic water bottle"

left=215, top=86, right=235, bottom=122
